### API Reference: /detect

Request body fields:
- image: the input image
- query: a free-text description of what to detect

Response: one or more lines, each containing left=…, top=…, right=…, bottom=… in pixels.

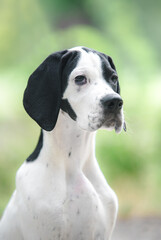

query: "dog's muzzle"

left=101, top=94, right=123, bottom=133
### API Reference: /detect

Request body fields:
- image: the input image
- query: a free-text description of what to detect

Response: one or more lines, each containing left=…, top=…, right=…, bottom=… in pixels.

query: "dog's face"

left=62, top=47, right=124, bottom=133
left=23, top=46, right=125, bottom=133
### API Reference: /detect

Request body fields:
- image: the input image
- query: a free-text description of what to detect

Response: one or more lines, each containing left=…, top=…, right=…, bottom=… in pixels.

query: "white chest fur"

left=0, top=111, right=118, bottom=240
left=16, top=166, right=117, bottom=240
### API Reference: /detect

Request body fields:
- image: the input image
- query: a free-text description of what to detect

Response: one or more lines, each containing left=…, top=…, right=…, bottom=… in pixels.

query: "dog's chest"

left=62, top=173, right=107, bottom=239
left=17, top=165, right=110, bottom=240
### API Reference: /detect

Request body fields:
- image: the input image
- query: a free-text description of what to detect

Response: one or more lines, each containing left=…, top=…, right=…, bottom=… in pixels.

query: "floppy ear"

left=23, top=51, right=67, bottom=131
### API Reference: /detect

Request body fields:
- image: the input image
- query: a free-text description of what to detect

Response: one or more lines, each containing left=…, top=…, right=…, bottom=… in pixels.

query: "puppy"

left=0, top=47, right=125, bottom=240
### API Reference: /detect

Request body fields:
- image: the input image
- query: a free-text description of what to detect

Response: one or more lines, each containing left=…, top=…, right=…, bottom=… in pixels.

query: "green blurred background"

left=0, top=0, right=161, bottom=218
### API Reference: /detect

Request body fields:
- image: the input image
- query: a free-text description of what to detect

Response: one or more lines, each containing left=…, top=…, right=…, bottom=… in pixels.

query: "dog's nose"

left=101, top=94, right=123, bottom=112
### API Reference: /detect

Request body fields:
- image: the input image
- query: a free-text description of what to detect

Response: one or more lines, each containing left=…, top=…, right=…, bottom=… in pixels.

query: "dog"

left=0, top=46, right=125, bottom=240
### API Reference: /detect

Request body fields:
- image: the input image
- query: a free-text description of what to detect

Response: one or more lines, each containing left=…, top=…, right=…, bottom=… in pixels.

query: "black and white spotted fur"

left=0, top=46, right=126, bottom=240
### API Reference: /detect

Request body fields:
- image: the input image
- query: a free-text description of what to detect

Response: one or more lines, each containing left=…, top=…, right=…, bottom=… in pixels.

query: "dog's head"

left=23, top=47, right=126, bottom=133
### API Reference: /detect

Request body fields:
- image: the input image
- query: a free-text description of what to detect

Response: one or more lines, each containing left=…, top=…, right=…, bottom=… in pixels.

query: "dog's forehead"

left=68, top=46, right=114, bottom=79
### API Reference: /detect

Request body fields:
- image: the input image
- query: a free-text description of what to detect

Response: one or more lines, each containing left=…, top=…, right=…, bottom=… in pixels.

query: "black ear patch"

left=23, top=50, right=80, bottom=131
left=23, top=51, right=67, bottom=131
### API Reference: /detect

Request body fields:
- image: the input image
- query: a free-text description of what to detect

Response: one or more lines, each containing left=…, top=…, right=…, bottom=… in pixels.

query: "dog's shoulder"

left=16, top=160, right=66, bottom=203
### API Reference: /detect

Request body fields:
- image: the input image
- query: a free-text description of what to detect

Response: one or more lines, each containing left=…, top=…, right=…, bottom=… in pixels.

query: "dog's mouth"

left=102, top=112, right=124, bottom=133
left=86, top=110, right=125, bottom=133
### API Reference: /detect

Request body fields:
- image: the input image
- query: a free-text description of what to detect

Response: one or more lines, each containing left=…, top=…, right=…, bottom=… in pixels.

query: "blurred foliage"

left=0, top=0, right=161, bottom=217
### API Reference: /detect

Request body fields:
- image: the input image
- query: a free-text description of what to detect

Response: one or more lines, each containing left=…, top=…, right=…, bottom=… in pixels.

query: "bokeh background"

left=0, top=0, right=161, bottom=219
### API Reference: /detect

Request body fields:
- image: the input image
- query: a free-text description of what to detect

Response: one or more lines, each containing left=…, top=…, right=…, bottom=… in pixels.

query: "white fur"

left=66, top=47, right=124, bottom=132
left=0, top=47, right=124, bottom=240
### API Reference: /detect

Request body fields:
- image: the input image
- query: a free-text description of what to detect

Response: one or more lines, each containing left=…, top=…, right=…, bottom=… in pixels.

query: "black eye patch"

left=110, top=74, right=118, bottom=85
left=98, top=54, right=120, bottom=94
left=101, top=59, right=116, bottom=84
left=102, top=62, right=114, bottom=82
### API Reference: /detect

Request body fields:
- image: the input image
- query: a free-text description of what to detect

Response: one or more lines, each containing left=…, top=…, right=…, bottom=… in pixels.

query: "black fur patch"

left=23, top=51, right=67, bottom=131
left=23, top=50, right=80, bottom=132
left=98, top=54, right=120, bottom=94
left=61, top=51, right=81, bottom=95
left=26, top=130, right=43, bottom=162
left=82, top=47, right=120, bottom=94
left=82, top=47, right=93, bottom=53
left=61, top=99, right=77, bottom=121
left=25, top=50, right=80, bottom=162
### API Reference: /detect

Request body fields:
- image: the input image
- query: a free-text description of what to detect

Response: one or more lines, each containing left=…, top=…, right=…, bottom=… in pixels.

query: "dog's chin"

left=78, top=114, right=124, bottom=133
left=101, top=117, right=123, bottom=134
left=83, top=120, right=123, bottom=133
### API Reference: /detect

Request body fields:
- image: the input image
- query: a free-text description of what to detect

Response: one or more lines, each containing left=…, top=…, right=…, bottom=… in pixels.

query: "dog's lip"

left=102, top=114, right=123, bottom=133
left=114, top=121, right=122, bottom=133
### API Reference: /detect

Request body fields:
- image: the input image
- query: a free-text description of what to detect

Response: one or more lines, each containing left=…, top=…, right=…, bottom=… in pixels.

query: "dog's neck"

left=41, top=110, right=96, bottom=171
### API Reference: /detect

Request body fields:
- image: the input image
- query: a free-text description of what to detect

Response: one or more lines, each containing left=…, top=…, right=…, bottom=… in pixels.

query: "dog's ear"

left=23, top=51, right=67, bottom=131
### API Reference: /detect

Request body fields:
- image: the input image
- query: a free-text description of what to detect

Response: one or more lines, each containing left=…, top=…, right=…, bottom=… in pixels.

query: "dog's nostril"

left=118, top=99, right=123, bottom=109
left=108, top=101, right=115, bottom=109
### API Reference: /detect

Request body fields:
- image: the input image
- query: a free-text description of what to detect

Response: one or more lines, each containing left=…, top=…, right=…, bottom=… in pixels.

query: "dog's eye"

left=75, top=75, right=87, bottom=86
left=111, top=74, right=118, bottom=84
